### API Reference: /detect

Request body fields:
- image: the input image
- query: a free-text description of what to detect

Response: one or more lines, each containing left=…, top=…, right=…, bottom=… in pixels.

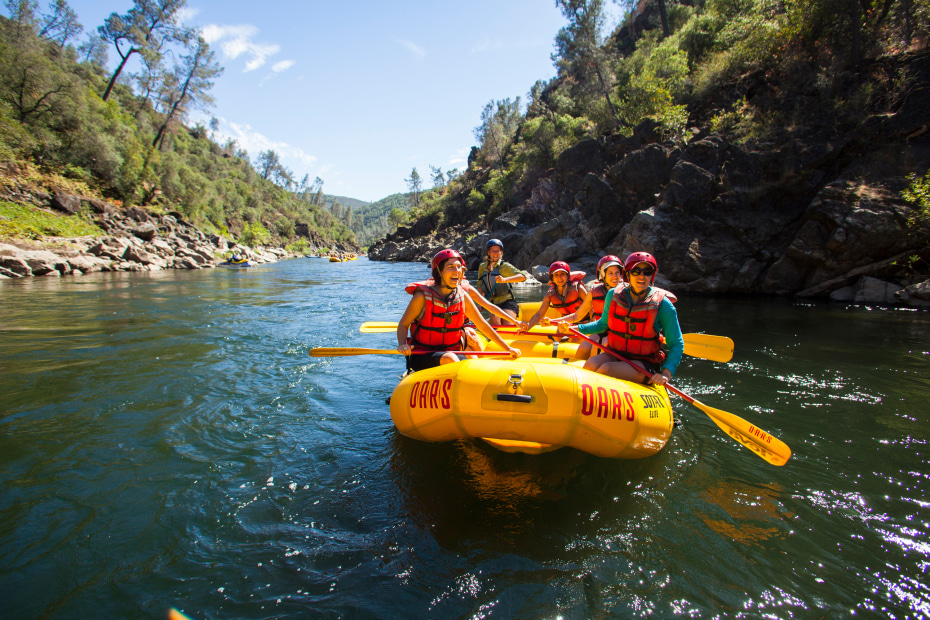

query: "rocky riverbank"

left=369, top=51, right=930, bottom=310
left=0, top=192, right=289, bottom=278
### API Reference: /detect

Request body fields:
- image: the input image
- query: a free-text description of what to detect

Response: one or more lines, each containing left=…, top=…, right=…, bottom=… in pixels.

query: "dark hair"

left=432, top=257, right=453, bottom=282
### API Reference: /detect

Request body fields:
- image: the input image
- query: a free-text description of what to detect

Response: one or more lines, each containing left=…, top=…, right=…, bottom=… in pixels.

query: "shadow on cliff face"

left=368, top=53, right=930, bottom=308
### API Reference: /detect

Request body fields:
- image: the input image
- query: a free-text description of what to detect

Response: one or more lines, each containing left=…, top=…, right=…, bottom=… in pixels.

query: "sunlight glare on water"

left=0, top=259, right=928, bottom=618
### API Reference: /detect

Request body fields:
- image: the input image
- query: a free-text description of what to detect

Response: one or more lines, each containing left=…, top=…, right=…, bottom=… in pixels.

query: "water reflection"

left=2, top=262, right=930, bottom=618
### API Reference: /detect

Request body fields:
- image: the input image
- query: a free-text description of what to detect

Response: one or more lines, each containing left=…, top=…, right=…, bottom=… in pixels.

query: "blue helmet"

left=486, top=238, right=503, bottom=251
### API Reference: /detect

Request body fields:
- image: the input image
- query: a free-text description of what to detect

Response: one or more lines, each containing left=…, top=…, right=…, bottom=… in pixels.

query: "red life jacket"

left=407, top=283, right=466, bottom=351
left=589, top=282, right=608, bottom=320
left=547, top=279, right=585, bottom=316
left=605, top=284, right=676, bottom=363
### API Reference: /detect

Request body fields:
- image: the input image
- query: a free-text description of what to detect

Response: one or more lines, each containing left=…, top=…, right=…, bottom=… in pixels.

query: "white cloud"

left=220, top=120, right=317, bottom=170
left=201, top=24, right=281, bottom=72
left=176, top=7, right=199, bottom=24
left=271, top=60, right=295, bottom=73
left=396, top=38, right=426, bottom=58
left=448, top=148, right=469, bottom=169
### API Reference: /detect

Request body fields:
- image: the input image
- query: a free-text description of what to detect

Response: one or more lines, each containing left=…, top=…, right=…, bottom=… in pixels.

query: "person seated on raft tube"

left=402, top=272, right=529, bottom=351
left=477, top=238, right=526, bottom=325
left=544, top=255, right=623, bottom=360
left=557, top=252, right=684, bottom=386
left=524, top=261, right=589, bottom=332
left=398, top=249, right=521, bottom=372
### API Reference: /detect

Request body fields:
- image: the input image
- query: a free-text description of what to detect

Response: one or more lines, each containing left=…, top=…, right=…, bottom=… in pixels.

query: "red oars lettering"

left=610, top=389, right=622, bottom=419
left=580, top=384, right=636, bottom=423
left=429, top=379, right=440, bottom=409
left=749, top=425, right=773, bottom=444
left=409, top=382, right=420, bottom=409
left=441, top=379, right=452, bottom=409
left=596, top=386, right=609, bottom=418
left=581, top=384, right=594, bottom=416
left=408, top=379, right=454, bottom=410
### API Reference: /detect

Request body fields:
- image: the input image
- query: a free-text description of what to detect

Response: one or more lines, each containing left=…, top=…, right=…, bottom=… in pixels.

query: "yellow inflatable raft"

left=389, top=358, right=674, bottom=459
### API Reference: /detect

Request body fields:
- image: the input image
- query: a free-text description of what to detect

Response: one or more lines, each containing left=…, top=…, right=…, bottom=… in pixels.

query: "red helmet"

left=431, top=249, right=464, bottom=271
left=548, top=261, right=570, bottom=277
left=623, top=252, right=658, bottom=283
left=596, top=255, right=622, bottom=281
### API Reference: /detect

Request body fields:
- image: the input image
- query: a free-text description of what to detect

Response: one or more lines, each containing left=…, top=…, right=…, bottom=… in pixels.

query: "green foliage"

left=238, top=221, right=270, bottom=248
left=0, top=199, right=103, bottom=238
left=691, top=1, right=787, bottom=98
left=902, top=171, right=930, bottom=226
left=466, top=188, right=487, bottom=214
left=517, top=113, right=592, bottom=169
left=0, top=12, right=355, bottom=250
left=285, top=237, right=310, bottom=254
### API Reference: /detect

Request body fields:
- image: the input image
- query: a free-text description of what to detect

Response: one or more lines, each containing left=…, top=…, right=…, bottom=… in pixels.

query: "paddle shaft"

left=567, top=327, right=791, bottom=466
left=309, top=347, right=515, bottom=358
left=358, top=323, right=733, bottom=363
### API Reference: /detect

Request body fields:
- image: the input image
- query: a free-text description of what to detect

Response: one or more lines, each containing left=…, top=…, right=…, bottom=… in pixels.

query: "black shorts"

left=496, top=299, right=520, bottom=316
left=636, top=359, right=662, bottom=380
left=407, top=350, right=463, bottom=372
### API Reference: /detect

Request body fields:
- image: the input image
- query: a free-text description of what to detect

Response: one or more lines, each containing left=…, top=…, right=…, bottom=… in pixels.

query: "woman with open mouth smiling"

left=397, top=249, right=521, bottom=373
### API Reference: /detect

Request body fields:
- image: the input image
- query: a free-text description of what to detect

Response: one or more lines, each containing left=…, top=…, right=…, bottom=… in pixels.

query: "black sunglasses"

left=629, top=267, right=655, bottom=276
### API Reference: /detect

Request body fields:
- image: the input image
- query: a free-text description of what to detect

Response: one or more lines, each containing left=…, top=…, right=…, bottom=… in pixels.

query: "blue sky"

left=56, top=1, right=581, bottom=202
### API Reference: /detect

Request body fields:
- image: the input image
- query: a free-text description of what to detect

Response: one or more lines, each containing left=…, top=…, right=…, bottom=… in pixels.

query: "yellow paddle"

left=566, top=327, right=791, bottom=467
left=358, top=322, right=734, bottom=363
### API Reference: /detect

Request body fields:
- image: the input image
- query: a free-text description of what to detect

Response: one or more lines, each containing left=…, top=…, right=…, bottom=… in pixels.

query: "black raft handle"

left=496, top=394, right=533, bottom=403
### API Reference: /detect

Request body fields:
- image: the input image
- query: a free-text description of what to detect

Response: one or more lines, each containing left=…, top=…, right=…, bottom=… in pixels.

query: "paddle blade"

left=682, top=333, right=734, bottom=363
left=691, top=398, right=792, bottom=466
left=359, top=322, right=398, bottom=333
left=309, top=347, right=401, bottom=357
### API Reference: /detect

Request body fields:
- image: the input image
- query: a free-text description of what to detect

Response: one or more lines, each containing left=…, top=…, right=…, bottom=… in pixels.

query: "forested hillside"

left=0, top=1, right=357, bottom=251
left=346, top=193, right=415, bottom=247
left=383, top=0, right=930, bottom=239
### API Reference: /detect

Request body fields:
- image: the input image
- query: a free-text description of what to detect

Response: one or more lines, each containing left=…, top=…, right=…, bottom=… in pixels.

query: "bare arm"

left=524, top=294, right=551, bottom=331
left=397, top=292, right=425, bottom=354
left=463, top=295, right=520, bottom=358
left=466, top=287, right=520, bottom=326
left=543, top=291, right=593, bottom=326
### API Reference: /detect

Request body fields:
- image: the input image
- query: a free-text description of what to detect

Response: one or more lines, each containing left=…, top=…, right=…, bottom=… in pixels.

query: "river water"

left=1, top=257, right=928, bottom=619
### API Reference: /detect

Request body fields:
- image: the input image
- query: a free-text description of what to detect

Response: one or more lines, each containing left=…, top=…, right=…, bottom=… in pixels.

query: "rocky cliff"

left=369, top=52, right=930, bottom=309
left=0, top=191, right=290, bottom=278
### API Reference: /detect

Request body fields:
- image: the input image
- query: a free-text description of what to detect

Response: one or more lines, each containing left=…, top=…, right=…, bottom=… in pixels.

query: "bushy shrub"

left=239, top=221, right=270, bottom=247
left=903, top=171, right=930, bottom=226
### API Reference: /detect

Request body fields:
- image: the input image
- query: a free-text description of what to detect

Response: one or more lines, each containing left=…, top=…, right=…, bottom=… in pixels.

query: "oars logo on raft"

left=580, top=385, right=666, bottom=421
left=407, top=379, right=453, bottom=410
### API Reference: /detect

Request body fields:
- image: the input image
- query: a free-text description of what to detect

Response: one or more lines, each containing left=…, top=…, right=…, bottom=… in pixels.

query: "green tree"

left=38, top=0, right=82, bottom=48
left=151, top=35, right=222, bottom=149
left=98, top=0, right=190, bottom=101
left=430, top=164, right=445, bottom=188
left=239, top=221, right=270, bottom=247
left=552, top=0, right=617, bottom=123
left=0, top=12, right=73, bottom=124
left=473, top=98, right=523, bottom=172
left=77, top=33, right=107, bottom=67
left=388, top=207, right=406, bottom=228
left=405, top=167, right=422, bottom=210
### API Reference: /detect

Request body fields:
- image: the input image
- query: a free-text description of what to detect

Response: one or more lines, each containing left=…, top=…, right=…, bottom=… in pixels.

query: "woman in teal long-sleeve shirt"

left=558, top=252, right=683, bottom=385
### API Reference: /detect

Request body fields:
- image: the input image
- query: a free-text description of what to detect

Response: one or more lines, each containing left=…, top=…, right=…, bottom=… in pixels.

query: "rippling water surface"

left=1, top=258, right=928, bottom=619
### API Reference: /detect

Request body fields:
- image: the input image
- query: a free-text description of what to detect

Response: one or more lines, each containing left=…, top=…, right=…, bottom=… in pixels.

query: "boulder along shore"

left=0, top=192, right=290, bottom=278
left=369, top=127, right=930, bottom=310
